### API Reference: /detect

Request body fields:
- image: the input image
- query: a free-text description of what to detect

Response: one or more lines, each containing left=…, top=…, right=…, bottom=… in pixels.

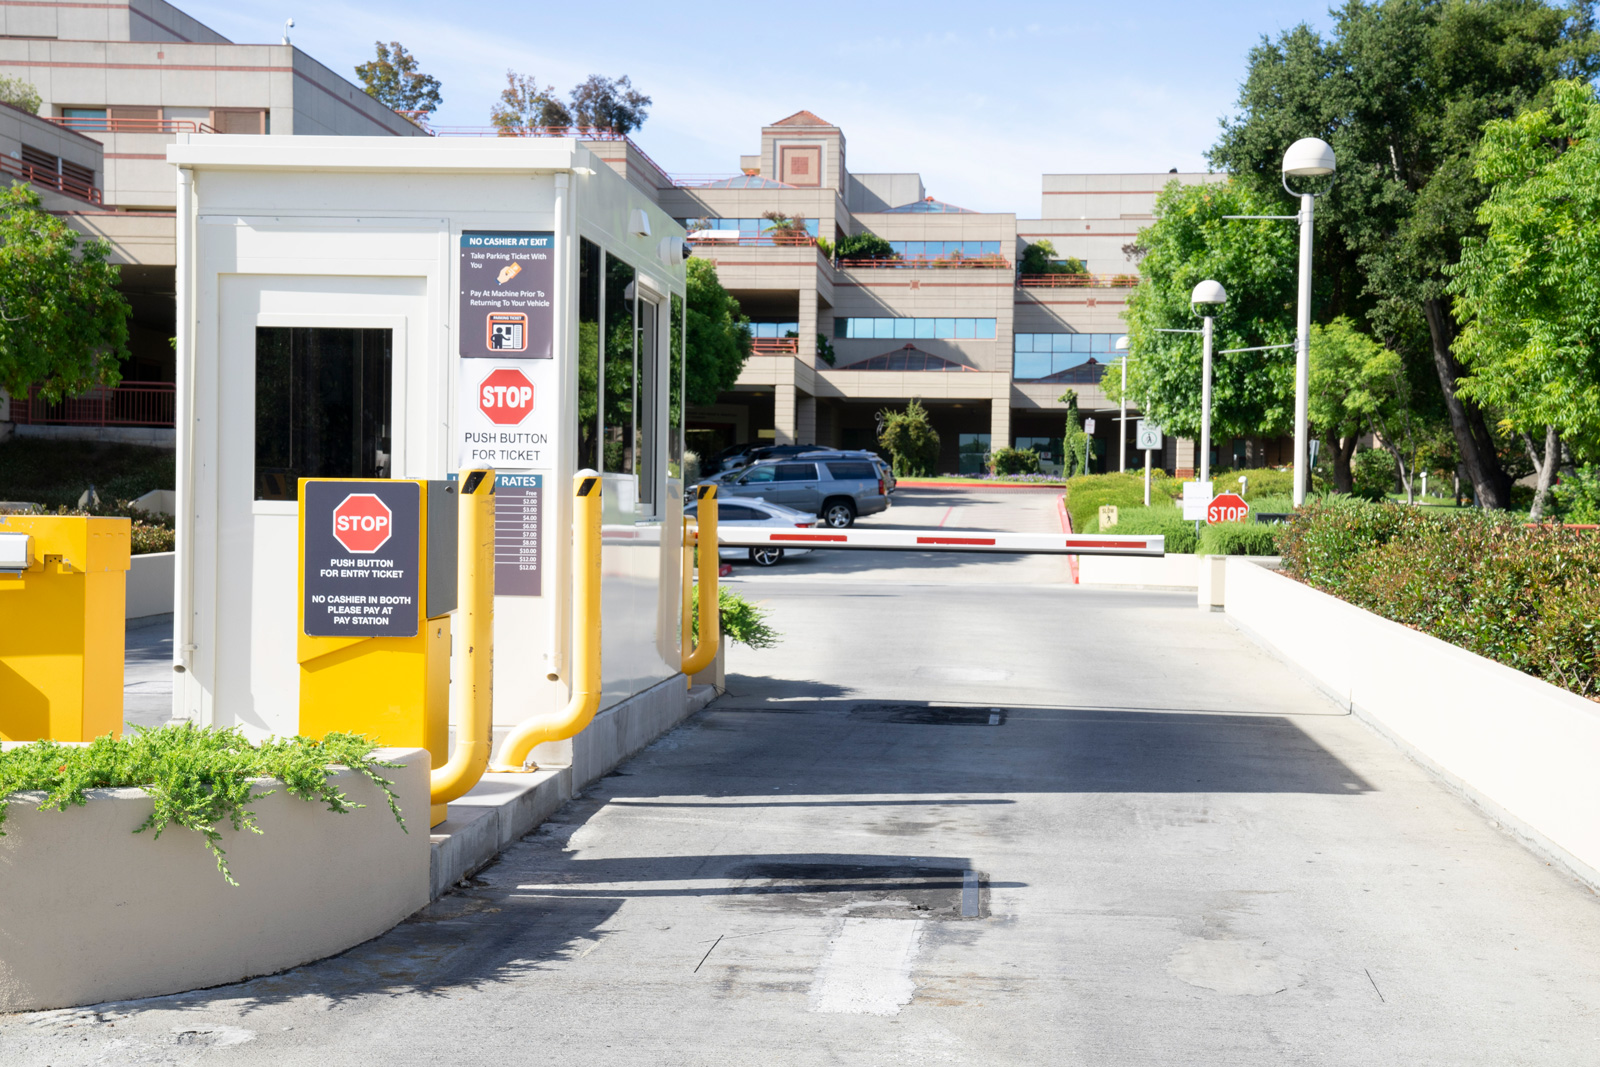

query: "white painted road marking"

left=808, top=918, right=924, bottom=1016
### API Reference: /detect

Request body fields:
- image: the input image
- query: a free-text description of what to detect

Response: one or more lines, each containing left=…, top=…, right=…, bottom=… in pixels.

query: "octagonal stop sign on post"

left=332, top=493, right=393, bottom=554
left=478, top=367, right=535, bottom=426
left=1206, top=492, right=1249, bottom=525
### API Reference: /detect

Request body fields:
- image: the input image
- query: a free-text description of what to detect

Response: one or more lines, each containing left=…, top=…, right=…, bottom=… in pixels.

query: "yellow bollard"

left=490, top=470, right=602, bottom=772
left=681, top=483, right=720, bottom=677
left=681, top=513, right=695, bottom=680
left=0, top=515, right=131, bottom=742
left=428, top=469, right=495, bottom=824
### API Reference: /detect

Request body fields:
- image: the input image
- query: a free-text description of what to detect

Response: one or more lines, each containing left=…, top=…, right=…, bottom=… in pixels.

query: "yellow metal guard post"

left=0, top=515, right=131, bottom=741
left=491, top=470, right=602, bottom=772
left=681, top=514, right=696, bottom=677
left=428, top=469, right=495, bottom=824
left=681, top=483, right=719, bottom=677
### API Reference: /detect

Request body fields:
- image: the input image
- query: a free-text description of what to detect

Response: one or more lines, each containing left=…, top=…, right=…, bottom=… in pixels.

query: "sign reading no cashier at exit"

left=302, top=480, right=421, bottom=638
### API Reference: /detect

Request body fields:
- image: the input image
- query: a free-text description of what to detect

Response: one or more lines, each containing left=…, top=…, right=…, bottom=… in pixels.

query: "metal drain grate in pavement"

left=849, top=704, right=1006, bottom=726
left=725, top=863, right=988, bottom=920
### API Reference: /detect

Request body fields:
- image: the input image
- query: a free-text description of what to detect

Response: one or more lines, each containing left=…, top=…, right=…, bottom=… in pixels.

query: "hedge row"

left=1277, top=499, right=1600, bottom=699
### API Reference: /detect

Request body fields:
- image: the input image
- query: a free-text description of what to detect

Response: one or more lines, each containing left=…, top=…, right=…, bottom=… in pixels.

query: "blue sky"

left=186, top=1, right=1338, bottom=214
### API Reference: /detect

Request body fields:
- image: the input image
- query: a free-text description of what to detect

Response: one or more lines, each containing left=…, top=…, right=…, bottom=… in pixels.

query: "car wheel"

left=823, top=500, right=856, bottom=528
left=749, top=547, right=785, bottom=567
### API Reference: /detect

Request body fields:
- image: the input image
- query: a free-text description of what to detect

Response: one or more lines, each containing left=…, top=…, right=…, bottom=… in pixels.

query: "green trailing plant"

left=0, top=725, right=406, bottom=885
left=1277, top=499, right=1600, bottom=697
left=988, top=447, right=1040, bottom=476
left=878, top=399, right=940, bottom=476
left=690, top=584, right=780, bottom=649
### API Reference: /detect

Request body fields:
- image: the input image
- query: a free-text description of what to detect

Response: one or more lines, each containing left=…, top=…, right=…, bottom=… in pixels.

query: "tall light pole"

left=1115, top=335, right=1130, bottom=472
left=1190, top=280, right=1227, bottom=487
left=1282, top=138, right=1336, bottom=506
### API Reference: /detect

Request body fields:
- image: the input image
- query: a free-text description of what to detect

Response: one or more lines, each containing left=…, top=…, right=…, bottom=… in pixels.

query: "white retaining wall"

left=1225, top=557, right=1600, bottom=888
left=1079, top=553, right=1200, bottom=588
left=0, top=748, right=431, bottom=1012
left=127, top=550, right=174, bottom=620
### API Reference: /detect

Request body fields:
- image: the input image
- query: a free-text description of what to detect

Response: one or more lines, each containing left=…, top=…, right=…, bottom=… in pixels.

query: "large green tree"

left=0, top=184, right=129, bottom=402
left=1210, top=0, right=1600, bottom=510
left=1449, top=78, right=1600, bottom=518
left=1117, top=179, right=1298, bottom=443
left=490, top=71, right=571, bottom=133
left=1309, top=317, right=1412, bottom=495
left=684, top=258, right=752, bottom=406
left=354, top=42, right=443, bottom=119
left=569, top=75, right=650, bottom=134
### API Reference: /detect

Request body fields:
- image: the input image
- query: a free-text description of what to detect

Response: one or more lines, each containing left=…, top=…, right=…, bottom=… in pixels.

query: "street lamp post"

left=1190, top=280, right=1227, bottom=487
left=1282, top=138, right=1336, bottom=506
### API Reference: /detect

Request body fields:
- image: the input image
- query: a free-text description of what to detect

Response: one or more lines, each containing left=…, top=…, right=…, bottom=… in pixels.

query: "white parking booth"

left=168, top=135, right=692, bottom=756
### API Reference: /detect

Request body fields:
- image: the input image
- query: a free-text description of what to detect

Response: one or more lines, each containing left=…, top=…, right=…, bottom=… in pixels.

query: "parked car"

left=701, top=442, right=838, bottom=475
left=686, top=496, right=820, bottom=567
left=792, top=449, right=895, bottom=495
left=713, top=455, right=889, bottom=528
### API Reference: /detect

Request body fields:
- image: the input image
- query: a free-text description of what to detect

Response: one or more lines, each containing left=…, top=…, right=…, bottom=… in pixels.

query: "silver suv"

left=715, top=454, right=890, bottom=527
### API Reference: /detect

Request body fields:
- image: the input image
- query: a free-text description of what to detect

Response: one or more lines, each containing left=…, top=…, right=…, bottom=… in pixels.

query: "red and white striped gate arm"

left=711, top=527, right=1165, bottom=557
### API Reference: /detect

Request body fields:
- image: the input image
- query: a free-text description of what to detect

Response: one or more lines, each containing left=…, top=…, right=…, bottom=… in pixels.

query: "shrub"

left=1197, top=521, right=1278, bottom=556
left=691, top=584, right=780, bottom=649
left=878, top=399, right=940, bottom=476
left=1202, top=466, right=1302, bottom=500
left=836, top=232, right=896, bottom=260
left=989, top=447, right=1040, bottom=476
left=0, top=438, right=173, bottom=512
left=1277, top=499, right=1600, bottom=698
left=1063, top=470, right=1179, bottom=533
left=1552, top=465, right=1600, bottom=523
left=1103, top=504, right=1199, bottom=554
left=130, top=519, right=175, bottom=554
left=0, top=725, right=406, bottom=884
left=1351, top=448, right=1394, bottom=502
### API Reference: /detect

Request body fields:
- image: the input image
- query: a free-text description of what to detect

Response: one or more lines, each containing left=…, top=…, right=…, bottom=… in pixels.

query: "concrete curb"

left=427, top=679, right=719, bottom=899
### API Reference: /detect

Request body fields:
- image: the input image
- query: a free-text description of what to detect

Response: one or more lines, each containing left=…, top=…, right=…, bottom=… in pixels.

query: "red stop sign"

left=478, top=367, right=535, bottom=426
left=1206, top=492, right=1250, bottom=525
left=331, top=493, right=394, bottom=554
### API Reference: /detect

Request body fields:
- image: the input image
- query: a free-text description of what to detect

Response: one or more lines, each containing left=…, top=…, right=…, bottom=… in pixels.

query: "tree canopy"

left=0, top=184, right=130, bottom=401
left=569, top=75, right=651, bottom=134
left=0, top=75, right=41, bottom=114
left=684, top=258, right=751, bottom=406
left=1019, top=240, right=1086, bottom=275
left=354, top=41, right=443, bottom=118
left=1117, top=179, right=1298, bottom=442
left=490, top=72, right=571, bottom=133
left=1209, top=0, right=1600, bottom=509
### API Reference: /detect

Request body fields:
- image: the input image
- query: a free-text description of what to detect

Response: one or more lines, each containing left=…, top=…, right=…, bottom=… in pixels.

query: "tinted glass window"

left=255, top=327, right=391, bottom=501
left=774, top=463, right=817, bottom=482
left=741, top=467, right=777, bottom=483
left=826, top=462, right=876, bottom=479
left=716, top=505, right=757, bottom=520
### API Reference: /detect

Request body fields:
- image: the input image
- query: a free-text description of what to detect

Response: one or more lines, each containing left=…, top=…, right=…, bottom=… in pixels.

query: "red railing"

left=0, top=154, right=101, bottom=204
left=687, top=232, right=817, bottom=247
left=9, top=381, right=175, bottom=427
left=1019, top=273, right=1140, bottom=288
left=47, top=116, right=215, bottom=134
left=838, top=254, right=1011, bottom=270
left=751, top=338, right=800, bottom=354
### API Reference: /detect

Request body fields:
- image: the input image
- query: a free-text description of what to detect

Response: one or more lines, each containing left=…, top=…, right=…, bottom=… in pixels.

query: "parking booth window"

left=254, top=327, right=392, bottom=501
left=637, top=295, right=659, bottom=509
left=670, top=293, right=686, bottom=481
left=576, top=238, right=602, bottom=471
left=603, top=253, right=637, bottom=476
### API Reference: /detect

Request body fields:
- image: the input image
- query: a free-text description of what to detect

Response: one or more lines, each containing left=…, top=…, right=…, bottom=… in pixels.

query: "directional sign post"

left=1206, top=492, right=1249, bottom=525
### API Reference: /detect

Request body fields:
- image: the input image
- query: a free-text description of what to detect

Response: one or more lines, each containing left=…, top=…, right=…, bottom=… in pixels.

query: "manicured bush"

left=1277, top=499, right=1600, bottom=698
left=878, top=399, right=940, bottom=477
left=1196, top=521, right=1278, bottom=556
left=1553, top=465, right=1600, bottom=523
left=1102, top=504, right=1199, bottom=554
left=0, top=725, right=406, bottom=884
left=691, top=584, right=780, bottom=649
left=988, top=447, right=1040, bottom=476
left=1064, top=470, right=1179, bottom=533
left=1351, top=448, right=1394, bottom=502
left=1201, top=466, right=1305, bottom=500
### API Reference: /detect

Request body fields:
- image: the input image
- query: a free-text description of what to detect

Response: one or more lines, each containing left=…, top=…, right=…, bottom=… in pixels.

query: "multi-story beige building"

left=0, top=0, right=422, bottom=422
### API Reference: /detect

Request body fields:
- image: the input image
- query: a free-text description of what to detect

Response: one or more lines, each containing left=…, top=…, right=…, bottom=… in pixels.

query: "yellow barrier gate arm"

left=430, top=470, right=495, bottom=811
left=681, top=483, right=720, bottom=677
left=491, top=470, right=603, bottom=772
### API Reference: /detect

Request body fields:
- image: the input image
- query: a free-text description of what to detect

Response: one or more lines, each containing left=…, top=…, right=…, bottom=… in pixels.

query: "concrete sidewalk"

left=16, top=574, right=1599, bottom=1066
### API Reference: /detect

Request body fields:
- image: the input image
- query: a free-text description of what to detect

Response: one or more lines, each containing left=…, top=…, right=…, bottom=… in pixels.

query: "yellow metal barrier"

left=0, top=515, right=131, bottom=742
left=491, top=470, right=602, bottom=772
left=681, top=483, right=719, bottom=677
left=681, top=514, right=696, bottom=676
left=428, top=470, right=495, bottom=823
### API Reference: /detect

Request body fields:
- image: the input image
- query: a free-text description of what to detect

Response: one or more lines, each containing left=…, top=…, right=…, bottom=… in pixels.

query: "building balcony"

left=9, top=381, right=175, bottom=428
left=838, top=254, right=1011, bottom=270
left=1017, top=273, right=1139, bottom=289
left=750, top=337, right=800, bottom=355
left=0, top=155, right=101, bottom=205
left=47, top=116, right=215, bottom=135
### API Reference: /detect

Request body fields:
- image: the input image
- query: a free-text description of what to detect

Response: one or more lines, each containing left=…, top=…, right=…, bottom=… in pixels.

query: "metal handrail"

left=750, top=338, right=800, bottom=354
left=687, top=232, right=817, bottom=247
left=1018, top=273, right=1140, bottom=289
left=47, top=116, right=216, bottom=134
left=9, top=381, right=174, bottom=426
left=0, top=155, right=101, bottom=204
left=838, top=254, right=1012, bottom=270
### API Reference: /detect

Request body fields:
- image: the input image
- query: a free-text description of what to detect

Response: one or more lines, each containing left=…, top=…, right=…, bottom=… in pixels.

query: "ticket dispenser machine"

left=297, top=477, right=460, bottom=822
left=0, top=515, right=132, bottom=742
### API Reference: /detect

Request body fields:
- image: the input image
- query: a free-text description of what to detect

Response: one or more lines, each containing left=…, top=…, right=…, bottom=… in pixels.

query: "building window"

left=60, top=108, right=108, bottom=131
left=750, top=322, right=799, bottom=338
left=254, top=327, right=392, bottom=501
left=680, top=217, right=819, bottom=244
left=577, top=237, right=602, bottom=471
left=1013, top=333, right=1120, bottom=380
left=835, top=318, right=997, bottom=341
left=888, top=241, right=1000, bottom=258
left=212, top=108, right=268, bottom=134
left=958, top=433, right=991, bottom=475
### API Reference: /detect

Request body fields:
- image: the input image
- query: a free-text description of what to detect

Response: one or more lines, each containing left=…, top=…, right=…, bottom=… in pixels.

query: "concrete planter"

left=1079, top=553, right=1200, bottom=589
left=1225, top=558, right=1600, bottom=888
left=127, top=550, right=174, bottom=620
left=0, top=748, right=430, bottom=1012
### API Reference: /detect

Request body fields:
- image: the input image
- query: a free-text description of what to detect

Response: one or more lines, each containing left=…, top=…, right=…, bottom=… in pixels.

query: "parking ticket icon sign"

left=487, top=312, right=527, bottom=352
